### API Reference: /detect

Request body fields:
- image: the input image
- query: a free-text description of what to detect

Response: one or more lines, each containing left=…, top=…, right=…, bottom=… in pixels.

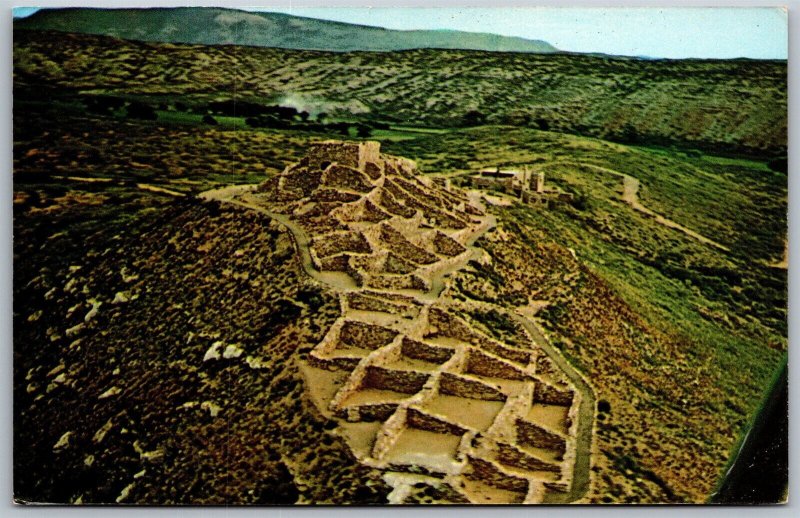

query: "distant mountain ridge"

left=15, top=7, right=560, bottom=53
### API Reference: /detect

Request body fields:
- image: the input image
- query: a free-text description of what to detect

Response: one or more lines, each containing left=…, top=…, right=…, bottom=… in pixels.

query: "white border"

left=1, top=1, right=795, bottom=517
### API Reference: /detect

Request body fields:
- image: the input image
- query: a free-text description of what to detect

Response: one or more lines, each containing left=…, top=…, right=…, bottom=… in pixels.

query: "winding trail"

left=507, top=311, right=595, bottom=503
left=554, top=161, right=730, bottom=253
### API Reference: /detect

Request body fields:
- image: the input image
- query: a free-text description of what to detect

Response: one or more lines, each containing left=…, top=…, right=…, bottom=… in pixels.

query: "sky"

left=12, top=6, right=788, bottom=59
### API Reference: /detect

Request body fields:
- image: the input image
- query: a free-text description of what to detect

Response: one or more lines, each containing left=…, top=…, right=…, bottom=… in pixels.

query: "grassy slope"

left=417, top=128, right=785, bottom=501
left=13, top=30, right=786, bottom=155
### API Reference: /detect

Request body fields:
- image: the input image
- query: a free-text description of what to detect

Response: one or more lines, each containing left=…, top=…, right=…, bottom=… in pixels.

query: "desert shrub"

left=571, top=193, right=589, bottom=211
left=296, top=287, right=324, bottom=312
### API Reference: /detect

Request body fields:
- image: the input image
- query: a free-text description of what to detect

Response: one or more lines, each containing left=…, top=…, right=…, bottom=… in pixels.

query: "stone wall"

left=346, top=293, right=415, bottom=317
left=339, top=321, right=398, bottom=350
left=351, top=403, right=398, bottom=422
left=433, top=231, right=467, bottom=257
left=314, top=188, right=361, bottom=203
left=379, top=224, right=439, bottom=265
left=427, top=307, right=476, bottom=342
left=312, top=231, right=372, bottom=258
left=378, top=190, right=417, bottom=218
left=364, top=161, right=383, bottom=180
left=465, top=457, right=529, bottom=494
left=439, top=373, right=506, bottom=401
left=383, top=253, right=417, bottom=275
left=283, top=169, right=323, bottom=197
left=466, top=350, right=528, bottom=380
left=407, top=408, right=467, bottom=436
left=362, top=366, right=430, bottom=394
left=322, top=165, right=375, bottom=193
left=366, top=274, right=428, bottom=292
left=534, top=383, right=574, bottom=407
left=475, top=336, right=532, bottom=365
left=497, top=443, right=560, bottom=472
left=307, top=141, right=362, bottom=170
left=515, top=418, right=566, bottom=454
left=360, top=199, right=391, bottom=223
left=427, top=309, right=531, bottom=366
left=401, top=338, right=454, bottom=365
left=318, top=254, right=351, bottom=273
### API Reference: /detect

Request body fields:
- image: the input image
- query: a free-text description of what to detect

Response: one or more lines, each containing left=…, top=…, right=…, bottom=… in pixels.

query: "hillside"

left=13, top=30, right=786, bottom=156
left=12, top=96, right=787, bottom=503
left=15, top=7, right=558, bottom=53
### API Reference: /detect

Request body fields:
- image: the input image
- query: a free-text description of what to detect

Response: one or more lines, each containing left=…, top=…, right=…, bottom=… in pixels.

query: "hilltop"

left=14, top=7, right=558, bottom=54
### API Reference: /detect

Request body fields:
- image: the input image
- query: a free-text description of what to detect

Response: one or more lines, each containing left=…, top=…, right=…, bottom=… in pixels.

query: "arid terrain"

left=12, top=19, right=787, bottom=505
left=14, top=28, right=786, bottom=156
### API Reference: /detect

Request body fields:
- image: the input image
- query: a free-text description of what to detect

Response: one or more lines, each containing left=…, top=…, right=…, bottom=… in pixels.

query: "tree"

left=355, top=123, right=372, bottom=138
left=768, top=157, right=788, bottom=174
left=462, top=110, right=486, bottom=127
left=126, top=101, right=157, bottom=120
left=534, top=118, right=550, bottom=131
left=202, top=114, right=218, bottom=125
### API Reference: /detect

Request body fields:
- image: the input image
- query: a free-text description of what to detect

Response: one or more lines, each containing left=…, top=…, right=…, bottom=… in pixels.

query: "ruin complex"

left=465, top=167, right=574, bottom=207
left=224, top=141, right=590, bottom=503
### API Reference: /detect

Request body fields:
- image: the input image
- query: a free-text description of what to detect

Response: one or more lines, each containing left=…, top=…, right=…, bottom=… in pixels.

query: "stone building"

left=464, top=167, right=573, bottom=208
left=302, top=140, right=381, bottom=172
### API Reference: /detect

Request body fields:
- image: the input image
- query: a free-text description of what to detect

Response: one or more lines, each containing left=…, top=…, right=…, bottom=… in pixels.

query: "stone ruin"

left=233, top=141, right=587, bottom=503
left=466, top=167, right=574, bottom=208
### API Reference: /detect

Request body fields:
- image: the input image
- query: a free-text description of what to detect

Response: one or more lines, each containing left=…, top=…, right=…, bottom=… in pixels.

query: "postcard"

left=11, top=5, right=788, bottom=505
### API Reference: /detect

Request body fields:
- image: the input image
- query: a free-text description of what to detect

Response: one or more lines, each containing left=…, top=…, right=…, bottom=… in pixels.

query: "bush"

left=126, top=101, right=157, bottom=120
left=202, top=114, right=218, bottom=125
left=83, top=95, right=126, bottom=114
left=355, top=123, right=372, bottom=138
left=462, top=110, right=486, bottom=127
left=767, top=157, right=788, bottom=174
left=571, top=193, right=589, bottom=211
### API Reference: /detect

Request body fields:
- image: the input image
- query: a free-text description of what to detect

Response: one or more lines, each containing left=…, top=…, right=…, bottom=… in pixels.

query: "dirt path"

left=136, top=183, right=186, bottom=197
left=556, top=161, right=730, bottom=253
left=507, top=311, right=595, bottom=503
